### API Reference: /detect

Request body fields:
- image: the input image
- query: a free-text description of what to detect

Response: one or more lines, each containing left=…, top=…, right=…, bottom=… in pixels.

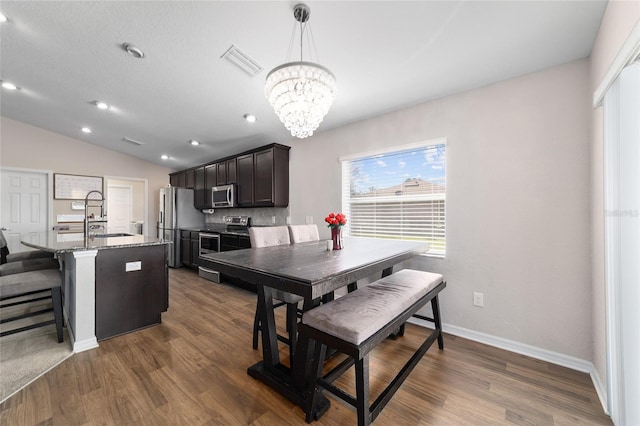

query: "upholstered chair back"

left=288, top=224, right=320, bottom=243
left=249, top=226, right=291, bottom=248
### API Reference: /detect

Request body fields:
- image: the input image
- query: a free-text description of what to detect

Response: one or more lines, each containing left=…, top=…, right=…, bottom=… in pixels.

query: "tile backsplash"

left=204, top=207, right=290, bottom=226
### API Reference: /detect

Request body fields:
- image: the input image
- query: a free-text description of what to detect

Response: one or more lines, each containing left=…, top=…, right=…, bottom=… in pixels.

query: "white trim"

left=339, top=137, right=447, bottom=162
left=408, top=317, right=609, bottom=414
left=593, top=19, right=640, bottom=107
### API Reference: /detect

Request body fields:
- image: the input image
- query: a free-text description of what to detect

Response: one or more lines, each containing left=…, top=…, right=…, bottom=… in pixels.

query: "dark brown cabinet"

left=204, top=164, right=216, bottom=207
left=237, top=145, right=290, bottom=207
left=170, top=172, right=186, bottom=188
left=216, top=161, right=227, bottom=185
left=169, top=143, right=289, bottom=209
left=194, top=166, right=206, bottom=209
left=220, top=234, right=251, bottom=252
left=226, top=158, right=237, bottom=184
left=180, top=230, right=200, bottom=267
left=184, top=169, right=195, bottom=189
left=236, top=153, right=254, bottom=207
left=95, top=245, right=168, bottom=341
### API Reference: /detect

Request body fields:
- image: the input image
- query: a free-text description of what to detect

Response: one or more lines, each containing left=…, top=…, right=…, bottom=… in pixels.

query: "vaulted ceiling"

left=0, top=1, right=607, bottom=169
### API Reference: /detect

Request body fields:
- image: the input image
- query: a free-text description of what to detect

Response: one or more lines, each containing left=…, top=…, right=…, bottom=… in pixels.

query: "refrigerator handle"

left=160, top=211, right=163, bottom=224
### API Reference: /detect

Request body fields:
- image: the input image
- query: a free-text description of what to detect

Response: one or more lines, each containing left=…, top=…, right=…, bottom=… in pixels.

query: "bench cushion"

left=0, top=258, right=59, bottom=276
left=0, top=269, right=62, bottom=298
left=6, top=250, right=54, bottom=263
left=302, top=269, right=443, bottom=345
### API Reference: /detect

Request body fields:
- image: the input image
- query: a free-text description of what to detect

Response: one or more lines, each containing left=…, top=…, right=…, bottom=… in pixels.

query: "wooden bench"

left=298, top=269, right=445, bottom=426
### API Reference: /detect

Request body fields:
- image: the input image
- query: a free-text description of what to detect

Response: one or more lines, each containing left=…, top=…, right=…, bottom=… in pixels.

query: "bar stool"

left=0, top=268, right=64, bottom=342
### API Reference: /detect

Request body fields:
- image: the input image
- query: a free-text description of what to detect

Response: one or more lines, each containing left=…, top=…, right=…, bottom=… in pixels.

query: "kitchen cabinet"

left=204, top=164, right=216, bottom=207
left=180, top=230, right=191, bottom=266
left=236, top=153, right=254, bottom=207
left=95, top=245, right=168, bottom=341
left=216, top=161, right=226, bottom=185
left=184, top=169, right=195, bottom=189
left=170, top=143, right=290, bottom=209
left=180, top=230, right=200, bottom=267
left=237, top=145, right=290, bottom=207
left=220, top=233, right=251, bottom=252
left=170, top=172, right=186, bottom=188
left=194, top=166, right=206, bottom=209
left=226, top=158, right=237, bottom=184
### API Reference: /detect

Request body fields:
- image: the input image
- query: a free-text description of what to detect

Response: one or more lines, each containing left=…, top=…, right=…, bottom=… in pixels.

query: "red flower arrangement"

left=324, top=212, right=347, bottom=228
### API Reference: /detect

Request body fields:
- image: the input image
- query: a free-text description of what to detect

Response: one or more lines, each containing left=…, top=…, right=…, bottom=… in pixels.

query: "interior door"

left=0, top=169, right=50, bottom=253
left=107, top=185, right=132, bottom=234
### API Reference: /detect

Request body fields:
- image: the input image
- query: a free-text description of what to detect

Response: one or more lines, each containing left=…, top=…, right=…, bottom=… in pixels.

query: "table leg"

left=258, top=285, right=279, bottom=368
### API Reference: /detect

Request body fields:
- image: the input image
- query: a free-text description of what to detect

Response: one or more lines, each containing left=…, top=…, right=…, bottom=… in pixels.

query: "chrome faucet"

left=84, top=190, right=105, bottom=240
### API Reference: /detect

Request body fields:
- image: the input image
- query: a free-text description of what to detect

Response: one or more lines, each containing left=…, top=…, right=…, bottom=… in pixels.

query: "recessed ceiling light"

left=81, top=127, right=92, bottom=133
left=189, top=140, right=200, bottom=146
left=123, top=43, right=145, bottom=59
left=1, top=81, right=18, bottom=90
left=161, top=154, right=169, bottom=160
left=95, top=101, right=110, bottom=110
left=0, top=13, right=7, bottom=23
left=244, top=114, right=257, bottom=123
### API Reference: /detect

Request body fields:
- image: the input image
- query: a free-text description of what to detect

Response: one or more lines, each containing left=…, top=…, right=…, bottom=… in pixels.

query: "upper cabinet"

left=194, top=166, right=206, bottom=209
left=169, top=143, right=290, bottom=209
left=236, top=153, right=254, bottom=207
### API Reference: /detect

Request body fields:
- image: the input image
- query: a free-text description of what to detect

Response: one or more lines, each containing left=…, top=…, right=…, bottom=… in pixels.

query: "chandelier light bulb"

left=265, top=4, right=336, bottom=139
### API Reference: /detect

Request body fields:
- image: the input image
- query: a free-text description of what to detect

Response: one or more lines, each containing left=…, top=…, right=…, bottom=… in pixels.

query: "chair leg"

left=252, top=301, right=261, bottom=350
left=431, top=295, right=444, bottom=349
left=355, top=354, right=371, bottom=426
left=51, top=287, right=64, bottom=343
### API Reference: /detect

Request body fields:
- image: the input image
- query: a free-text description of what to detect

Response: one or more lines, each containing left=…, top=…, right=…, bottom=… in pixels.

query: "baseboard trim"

left=408, top=317, right=609, bottom=414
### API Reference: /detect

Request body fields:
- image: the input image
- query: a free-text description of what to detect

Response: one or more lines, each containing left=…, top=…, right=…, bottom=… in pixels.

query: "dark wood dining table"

left=199, top=237, right=430, bottom=418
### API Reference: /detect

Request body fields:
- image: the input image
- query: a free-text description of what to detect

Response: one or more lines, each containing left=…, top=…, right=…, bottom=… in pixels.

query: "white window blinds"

left=341, top=142, right=446, bottom=256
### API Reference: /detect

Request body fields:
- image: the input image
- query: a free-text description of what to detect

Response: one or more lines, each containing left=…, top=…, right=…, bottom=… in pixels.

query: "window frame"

left=340, top=138, right=447, bottom=258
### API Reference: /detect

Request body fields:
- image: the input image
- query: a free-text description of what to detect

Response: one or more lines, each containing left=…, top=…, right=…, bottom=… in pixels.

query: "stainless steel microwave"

left=211, top=184, right=236, bottom=208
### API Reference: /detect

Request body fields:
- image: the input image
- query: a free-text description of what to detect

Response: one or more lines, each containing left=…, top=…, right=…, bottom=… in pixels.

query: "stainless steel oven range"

left=198, top=215, right=251, bottom=283
left=199, top=232, right=220, bottom=256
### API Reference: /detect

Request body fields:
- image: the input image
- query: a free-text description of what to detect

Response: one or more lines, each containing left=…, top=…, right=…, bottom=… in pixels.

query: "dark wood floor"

left=0, top=268, right=611, bottom=425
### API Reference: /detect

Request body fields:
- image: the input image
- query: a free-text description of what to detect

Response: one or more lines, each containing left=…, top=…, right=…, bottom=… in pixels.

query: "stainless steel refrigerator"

left=157, top=187, right=205, bottom=268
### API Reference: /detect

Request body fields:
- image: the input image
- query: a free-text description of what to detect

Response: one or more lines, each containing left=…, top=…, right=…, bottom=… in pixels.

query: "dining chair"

left=249, top=226, right=303, bottom=364
left=288, top=224, right=320, bottom=243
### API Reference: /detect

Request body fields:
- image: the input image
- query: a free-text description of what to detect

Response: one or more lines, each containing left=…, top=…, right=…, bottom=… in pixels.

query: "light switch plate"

left=125, top=261, right=142, bottom=272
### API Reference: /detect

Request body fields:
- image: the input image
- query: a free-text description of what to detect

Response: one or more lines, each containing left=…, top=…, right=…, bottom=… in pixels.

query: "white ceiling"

left=0, top=1, right=607, bottom=169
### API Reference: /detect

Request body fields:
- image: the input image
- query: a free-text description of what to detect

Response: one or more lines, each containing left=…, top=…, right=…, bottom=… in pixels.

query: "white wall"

left=589, top=0, right=640, bottom=407
left=289, top=59, right=592, bottom=359
left=0, top=116, right=173, bottom=236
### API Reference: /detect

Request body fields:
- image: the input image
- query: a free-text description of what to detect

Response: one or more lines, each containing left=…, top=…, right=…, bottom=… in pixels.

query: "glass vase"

left=331, top=226, right=342, bottom=250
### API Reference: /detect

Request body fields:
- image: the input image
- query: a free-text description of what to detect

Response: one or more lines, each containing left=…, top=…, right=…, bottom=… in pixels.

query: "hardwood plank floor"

left=0, top=268, right=611, bottom=425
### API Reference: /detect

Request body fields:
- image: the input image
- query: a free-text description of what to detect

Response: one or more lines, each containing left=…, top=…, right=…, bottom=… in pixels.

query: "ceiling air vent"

left=221, top=45, right=262, bottom=77
left=121, top=137, right=145, bottom=146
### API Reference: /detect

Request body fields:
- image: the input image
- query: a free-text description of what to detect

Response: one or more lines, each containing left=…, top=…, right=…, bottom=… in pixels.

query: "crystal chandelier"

left=265, top=4, right=337, bottom=139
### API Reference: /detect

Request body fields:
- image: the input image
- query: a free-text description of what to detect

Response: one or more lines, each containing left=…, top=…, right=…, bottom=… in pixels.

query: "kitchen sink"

left=93, top=233, right=133, bottom=238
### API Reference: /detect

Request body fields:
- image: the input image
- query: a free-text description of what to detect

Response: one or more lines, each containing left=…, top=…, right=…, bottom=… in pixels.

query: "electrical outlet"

left=305, top=216, right=313, bottom=224
left=286, top=216, right=291, bottom=225
left=272, top=216, right=276, bottom=224
left=473, top=292, right=484, bottom=307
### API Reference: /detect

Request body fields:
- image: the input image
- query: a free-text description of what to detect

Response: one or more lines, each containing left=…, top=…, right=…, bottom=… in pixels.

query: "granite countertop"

left=21, top=231, right=170, bottom=253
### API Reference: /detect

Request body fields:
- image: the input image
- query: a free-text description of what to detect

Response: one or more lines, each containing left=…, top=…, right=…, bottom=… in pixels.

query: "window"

left=341, top=140, right=446, bottom=256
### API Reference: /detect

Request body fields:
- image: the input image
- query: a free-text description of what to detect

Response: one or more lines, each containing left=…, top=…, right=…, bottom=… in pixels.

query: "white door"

left=107, top=185, right=132, bottom=234
left=0, top=169, right=50, bottom=253
left=604, top=61, right=640, bottom=425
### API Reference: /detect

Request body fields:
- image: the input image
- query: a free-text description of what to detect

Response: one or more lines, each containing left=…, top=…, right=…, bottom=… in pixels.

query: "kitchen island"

left=22, top=232, right=170, bottom=352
